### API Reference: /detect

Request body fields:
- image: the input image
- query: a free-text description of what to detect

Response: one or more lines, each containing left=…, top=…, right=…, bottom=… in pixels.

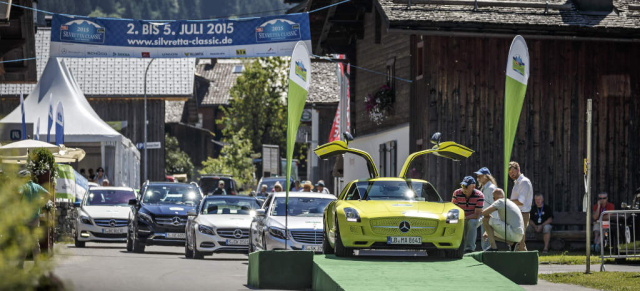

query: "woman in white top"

left=475, top=167, right=498, bottom=251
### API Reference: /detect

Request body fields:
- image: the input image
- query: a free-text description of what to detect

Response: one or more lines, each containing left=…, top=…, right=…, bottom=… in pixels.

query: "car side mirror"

left=128, top=198, right=138, bottom=206
left=255, top=209, right=266, bottom=217
left=187, top=209, right=197, bottom=216
left=73, top=201, right=81, bottom=208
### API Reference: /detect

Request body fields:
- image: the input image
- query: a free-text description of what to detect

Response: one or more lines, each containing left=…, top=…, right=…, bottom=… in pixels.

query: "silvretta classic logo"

left=60, top=19, right=105, bottom=44
left=236, top=49, right=247, bottom=55
left=512, top=55, right=525, bottom=76
left=255, top=19, right=301, bottom=43
left=294, top=61, right=307, bottom=82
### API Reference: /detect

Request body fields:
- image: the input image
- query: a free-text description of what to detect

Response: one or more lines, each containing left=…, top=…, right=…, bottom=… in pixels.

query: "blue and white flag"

left=49, top=13, right=311, bottom=59
left=20, top=93, right=26, bottom=140
left=55, top=101, right=64, bottom=145
left=48, top=93, right=53, bottom=143
left=35, top=117, right=40, bottom=140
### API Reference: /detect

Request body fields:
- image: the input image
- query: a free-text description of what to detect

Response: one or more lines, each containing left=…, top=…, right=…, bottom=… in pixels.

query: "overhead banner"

left=503, top=35, right=530, bottom=192
left=50, top=13, right=311, bottom=58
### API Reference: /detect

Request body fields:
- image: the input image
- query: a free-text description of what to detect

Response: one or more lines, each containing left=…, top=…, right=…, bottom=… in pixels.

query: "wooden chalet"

left=304, top=0, right=640, bottom=219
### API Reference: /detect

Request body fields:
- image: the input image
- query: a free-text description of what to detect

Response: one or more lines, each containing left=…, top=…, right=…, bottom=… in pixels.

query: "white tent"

left=0, top=58, right=140, bottom=188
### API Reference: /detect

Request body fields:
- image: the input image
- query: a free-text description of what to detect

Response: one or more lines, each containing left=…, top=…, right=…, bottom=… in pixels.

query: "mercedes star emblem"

left=233, top=229, right=243, bottom=239
left=109, top=219, right=116, bottom=227
left=172, top=217, right=181, bottom=225
left=399, top=221, right=411, bottom=233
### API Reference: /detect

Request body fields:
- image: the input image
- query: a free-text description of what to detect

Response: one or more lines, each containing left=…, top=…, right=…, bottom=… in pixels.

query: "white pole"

left=143, top=58, right=156, bottom=182
left=586, top=99, right=592, bottom=274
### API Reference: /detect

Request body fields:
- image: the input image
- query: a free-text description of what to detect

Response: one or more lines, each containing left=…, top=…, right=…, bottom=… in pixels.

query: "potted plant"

left=364, top=85, right=395, bottom=125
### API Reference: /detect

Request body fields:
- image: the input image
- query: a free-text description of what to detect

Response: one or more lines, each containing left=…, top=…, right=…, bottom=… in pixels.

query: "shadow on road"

left=68, top=245, right=126, bottom=250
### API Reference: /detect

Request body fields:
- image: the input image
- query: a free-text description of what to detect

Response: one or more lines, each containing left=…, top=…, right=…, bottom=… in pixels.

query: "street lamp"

left=143, top=58, right=156, bottom=182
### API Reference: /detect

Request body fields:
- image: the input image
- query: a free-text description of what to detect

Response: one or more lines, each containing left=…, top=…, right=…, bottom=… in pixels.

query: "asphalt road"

left=53, top=242, right=254, bottom=291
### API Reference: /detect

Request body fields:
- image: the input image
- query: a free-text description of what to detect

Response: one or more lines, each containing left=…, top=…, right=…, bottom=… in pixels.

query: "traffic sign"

left=136, top=141, right=161, bottom=149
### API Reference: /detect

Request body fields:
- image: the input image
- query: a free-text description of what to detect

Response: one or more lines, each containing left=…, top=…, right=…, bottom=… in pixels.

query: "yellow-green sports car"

left=314, top=133, right=473, bottom=258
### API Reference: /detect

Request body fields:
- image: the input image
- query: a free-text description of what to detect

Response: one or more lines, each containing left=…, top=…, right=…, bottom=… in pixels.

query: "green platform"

left=312, top=255, right=523, bottom=291
left=247, top=250, right=314, bottom=290
left=465, top=251, right=539, bottom=285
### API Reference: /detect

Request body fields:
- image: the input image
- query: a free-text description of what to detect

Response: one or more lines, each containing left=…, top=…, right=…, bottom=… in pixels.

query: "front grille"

left=94, top=219, right=128, bottom=227
left=216, top=228, right=249, bottom=239
left=155, top=216, right=187, bottom=227
left=290, top=230, right=322, bottom=244
left=369, top=217, right=438, bottom=236
left=90, top=232, right=127, bottom=239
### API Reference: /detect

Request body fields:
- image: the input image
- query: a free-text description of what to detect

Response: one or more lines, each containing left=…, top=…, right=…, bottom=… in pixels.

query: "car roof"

left=270, top=192, right=336, bottom=199
left=89, top=186, right=135, bottom=191
left=203, top=195, right=256, bottom=200
left=147, top=182, right=194, bottom=186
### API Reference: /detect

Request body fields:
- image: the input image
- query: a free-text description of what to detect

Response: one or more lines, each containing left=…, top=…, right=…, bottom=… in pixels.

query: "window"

left=379, top=140, right=398, bottom=177
left=416, top=41, right=424, bottom=80
left=386, top=57, right=396, bottom=91
left=232, top=65, right=244, bottom=73
left=375, top=11, right=382, bottom=44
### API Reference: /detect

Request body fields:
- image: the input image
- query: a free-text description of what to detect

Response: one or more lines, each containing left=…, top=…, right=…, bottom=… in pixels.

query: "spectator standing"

left=475, top=167, right=498, bottom=251
left=273, top=182, right=283, bottom=192
left=293, top=180, right=302, bottom=191
left=482, top=188, right=525, bottom=251
left=593, top=192, right=614, bottom=250
left=508, top=161, right=533, bottom=251
left=19, top=176, right=50, bottom=268
left=93, top=167, right=109, bottom=185
left=451, top=176, right=484, bottom=253
left=213, top=180, right=227, bottom=195
left=88, top=168, right=95, bottom=181
left=529, top=193, right=553, bottom=253
left=315, top=180, right=330, bottom=194
left=302, top=181, right=313, bottom=192
left=79, top=168, right=87, bottom=179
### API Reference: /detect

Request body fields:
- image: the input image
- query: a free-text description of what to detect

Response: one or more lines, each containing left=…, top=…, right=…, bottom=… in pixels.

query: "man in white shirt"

left=482, top=188, right=525, bottom=251
left=509, top=161, right=533, bottom=251
left=475, top=167, right=497, bottom=251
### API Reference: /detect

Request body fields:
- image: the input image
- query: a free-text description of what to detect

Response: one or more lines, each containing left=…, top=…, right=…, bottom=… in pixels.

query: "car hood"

left=197, top=214, right=254, bottom=228
left=141, top=204, right=194, bottom=216
left=268, top=215, right=323, bottom=230
left=340, top=201, right=446, bottom=217
left=82, top=206, right=131, bottom=219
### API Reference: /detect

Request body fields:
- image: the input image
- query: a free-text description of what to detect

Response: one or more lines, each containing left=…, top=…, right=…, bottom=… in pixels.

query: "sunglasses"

left=598, top=197, right=607, bottom=200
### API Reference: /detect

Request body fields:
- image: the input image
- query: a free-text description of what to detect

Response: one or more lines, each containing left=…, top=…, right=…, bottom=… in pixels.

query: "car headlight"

left=80, top=215, right=92, bottom=225
left=446, top=209, right=460, bottom=224
left=138, top=212, right=153, bottom=224
left=344, top=207, right=361, bottom=222
left=198, top=225, right=215, bottom=235
left=268, top=226, right=288, bottom=240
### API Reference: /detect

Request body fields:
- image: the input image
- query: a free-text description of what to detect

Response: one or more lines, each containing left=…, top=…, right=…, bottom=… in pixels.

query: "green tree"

left=220, top=58, right=289, bottom=155
left=165, top=133, right=194, bottom=177
left=200, top=129, right=255, bottom=187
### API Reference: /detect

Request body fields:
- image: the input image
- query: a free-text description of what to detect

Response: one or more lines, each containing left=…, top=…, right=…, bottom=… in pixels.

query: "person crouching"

left=482, top=188, right=525, bottom=251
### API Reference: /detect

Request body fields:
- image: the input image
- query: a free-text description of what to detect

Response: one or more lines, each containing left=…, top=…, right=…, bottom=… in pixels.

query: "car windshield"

left=200, top=198, right=261, bottom=215
left=85, top=189, right=136, bottom=206
left=142, top=185, right=202, bottom=206
left=270, top=197, right=333, bottom=217
left=344, top=180, right=442, bottom=202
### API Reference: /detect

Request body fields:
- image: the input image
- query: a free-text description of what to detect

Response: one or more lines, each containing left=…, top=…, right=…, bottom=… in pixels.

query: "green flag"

left=286, top=41, right=311, bottom=204
left=504, top=36, right=530, bottom=191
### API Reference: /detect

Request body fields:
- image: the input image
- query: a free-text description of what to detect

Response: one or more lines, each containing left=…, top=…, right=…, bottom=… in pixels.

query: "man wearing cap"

left=475, top=167, right=498, bottom=251
left=482, top=188, right=525, bottom=251
left=315, top=180, right=330, bottom=194
left=451, top=176, right=484, bottom=253
left=509, top=161, right=533, bottom=251
left=213, top=180, right=227, bottom=195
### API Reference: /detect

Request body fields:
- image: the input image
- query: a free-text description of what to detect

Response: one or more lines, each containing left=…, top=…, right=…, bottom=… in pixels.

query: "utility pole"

left=143, top=58, right=156, bottom=182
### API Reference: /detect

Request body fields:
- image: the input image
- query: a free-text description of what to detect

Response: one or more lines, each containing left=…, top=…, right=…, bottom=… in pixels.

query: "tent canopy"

left=0, top=58, right=121, bottom=143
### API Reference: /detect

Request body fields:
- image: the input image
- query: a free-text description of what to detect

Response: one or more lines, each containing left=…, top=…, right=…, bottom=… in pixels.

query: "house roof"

left=194, top=59, right=339, bottom=106
left=0, top=27, right=195, bottom=98
left=377, top=0, right=640, bottom=38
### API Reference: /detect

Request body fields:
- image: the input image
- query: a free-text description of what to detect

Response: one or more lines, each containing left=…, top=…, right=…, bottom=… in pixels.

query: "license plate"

left=387, top=236, right=422, bottom=245
left=102, top=228, right=126, bottom=234
left=225, top=239, right=249, bottom=246
left=167, top=232, right=186, bottom=239
left=302, top=245, right=322, bottom=252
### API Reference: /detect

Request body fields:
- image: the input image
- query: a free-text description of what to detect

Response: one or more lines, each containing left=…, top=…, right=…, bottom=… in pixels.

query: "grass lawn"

left=539, top=251, right=640, bottom=265
left=540, top=272, right=640, bottom=290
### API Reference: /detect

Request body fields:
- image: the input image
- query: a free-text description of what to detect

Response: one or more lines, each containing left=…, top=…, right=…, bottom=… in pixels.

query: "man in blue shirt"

left=19, top=178, right=50, bottom=268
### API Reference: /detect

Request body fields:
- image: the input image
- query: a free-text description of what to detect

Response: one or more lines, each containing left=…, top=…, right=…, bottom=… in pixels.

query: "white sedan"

left=249, top=192, right=336, bottom=253
left=75, top=187, right=136, bottom=247
left=185, top=196, right=262, bottom=259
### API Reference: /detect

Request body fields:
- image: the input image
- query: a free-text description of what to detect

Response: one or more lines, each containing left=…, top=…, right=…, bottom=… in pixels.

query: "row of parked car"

left=73, top=181, right=336, bottom=259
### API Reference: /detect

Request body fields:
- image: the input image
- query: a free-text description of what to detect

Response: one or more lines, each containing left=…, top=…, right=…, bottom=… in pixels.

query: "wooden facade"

left=308, top=0, right=640, bottom=216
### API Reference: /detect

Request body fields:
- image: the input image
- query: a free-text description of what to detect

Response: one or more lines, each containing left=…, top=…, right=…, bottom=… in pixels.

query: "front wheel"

left=132, top=229, right=145, bottom=253
left=126, top=226, right=133, bottom=252
left=192, top=232, right=204, bottom=259
left=322, top=218, right=334, bottom=254
left=185, top=233, right=194, bottom=258
left=446, top=226, right=466, bottom=259
left=334, top=220, right=352, bottom=257
left=248, top=232, right=255, bottom=254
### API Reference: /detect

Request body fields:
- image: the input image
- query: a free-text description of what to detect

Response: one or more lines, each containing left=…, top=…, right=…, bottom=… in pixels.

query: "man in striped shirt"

left=451, top=176, right=484, bottom=253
